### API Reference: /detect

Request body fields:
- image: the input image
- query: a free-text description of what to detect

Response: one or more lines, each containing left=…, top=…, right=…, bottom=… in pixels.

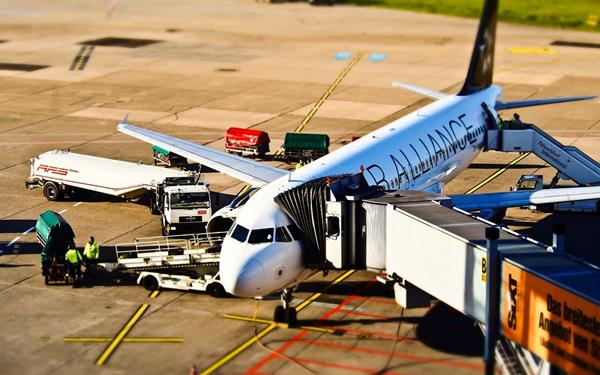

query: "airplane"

left=119, top=0, right=598, bottom=323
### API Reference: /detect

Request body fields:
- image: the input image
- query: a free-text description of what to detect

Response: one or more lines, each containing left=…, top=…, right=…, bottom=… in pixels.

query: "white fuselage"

left=220, top=86, right=501, bottom=297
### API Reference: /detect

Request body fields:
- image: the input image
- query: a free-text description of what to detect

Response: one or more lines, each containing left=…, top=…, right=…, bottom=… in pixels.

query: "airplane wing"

left=392, top=81, right=448, bottom=100
left=495, top=96, right=596, bottom=110
left=117, top=119, right=287, bottom=187
left=447, top=186, right=600, bottom=211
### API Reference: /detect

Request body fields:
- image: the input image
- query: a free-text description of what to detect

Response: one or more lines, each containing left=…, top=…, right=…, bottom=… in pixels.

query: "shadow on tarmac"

left=505, top=211, right=600, bottom=266
left=297, top=279, right=395, bottom=298
left=0, top=219, right=37, bottom=233
left=467, top=163, right=547, bottom=170
left=415, top=303, right=484, bottom=356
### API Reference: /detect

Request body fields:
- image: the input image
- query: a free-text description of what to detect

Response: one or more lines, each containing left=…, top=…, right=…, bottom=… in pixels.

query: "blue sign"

left=369, top=53, right=387, bottom=62
left=335, top=52, right=353, bottom=60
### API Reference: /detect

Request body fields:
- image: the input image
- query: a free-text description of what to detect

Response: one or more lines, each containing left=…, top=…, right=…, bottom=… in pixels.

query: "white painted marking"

left=58, top=209, right=68, bottom=214
left=73, top=202, right=83, bottom=207
left=6, top=236, right=21, bottom=247
left=22, top=226, right=35, bottom=235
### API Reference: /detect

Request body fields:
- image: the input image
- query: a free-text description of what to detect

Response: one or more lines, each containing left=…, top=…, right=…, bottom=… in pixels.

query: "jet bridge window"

left=326, top=216, right=340, bottom=238
left=230, top=224, right=249, bottom=243
left=275, top=227, right=292, bottom=242
left=248, top=228, right=274, bottom=244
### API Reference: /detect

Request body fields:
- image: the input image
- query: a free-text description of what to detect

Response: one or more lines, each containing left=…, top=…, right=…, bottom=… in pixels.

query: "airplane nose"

left=222, top=259, right=265, bottom=297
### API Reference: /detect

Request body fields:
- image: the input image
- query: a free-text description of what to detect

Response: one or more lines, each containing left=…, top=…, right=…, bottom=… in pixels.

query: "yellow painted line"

left=202, top=270, right=355, bottom=374
left=507, top=47, right=558, bottom=55
left=150, top=290, right=160, bottom=298
left=199, top=323, right=277, bottom=375
left=464, top=152, right=530, bottom=194
left=295, top=269, right=355, bottom=312
left=65, top=337, right=184, bottom=343
left=224, top=314, right=336, bottom=334
left=298, top=52, right=363, bottom=128
left=273, top=52, right=363, bottom=158
left=74, top=46, right=88, bottom=70
left=95, top=303, right=149, bottom=366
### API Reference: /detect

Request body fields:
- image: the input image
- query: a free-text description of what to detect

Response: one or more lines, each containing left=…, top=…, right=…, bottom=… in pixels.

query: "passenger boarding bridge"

left=275, top=173, right=600, bottom=375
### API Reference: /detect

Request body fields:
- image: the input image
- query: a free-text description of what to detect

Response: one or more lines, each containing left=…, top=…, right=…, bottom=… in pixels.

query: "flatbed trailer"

left=137, top=271, right=226, bottom=297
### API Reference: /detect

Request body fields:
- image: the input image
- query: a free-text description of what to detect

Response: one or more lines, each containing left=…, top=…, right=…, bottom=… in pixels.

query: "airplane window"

left=230, top=225, right=249, bottom=243
left=248, top=228, right=274, bottom=244
left=287, top=224, right=303, bottom=241
left=275, top=227, right=292, bottom=242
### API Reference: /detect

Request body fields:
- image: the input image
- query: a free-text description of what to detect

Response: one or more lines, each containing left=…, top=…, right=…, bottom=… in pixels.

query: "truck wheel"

left=142, top=275, right=159, bottom=291
left=43, top=182, right=62, bottom=201
left=207, top=283, right=226, bottom=298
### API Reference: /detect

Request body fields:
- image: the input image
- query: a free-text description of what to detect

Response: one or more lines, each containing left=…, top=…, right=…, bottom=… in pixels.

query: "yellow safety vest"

left=84, top=242, right=100, bottom=259
left=65, top=249, right=82, bottom=264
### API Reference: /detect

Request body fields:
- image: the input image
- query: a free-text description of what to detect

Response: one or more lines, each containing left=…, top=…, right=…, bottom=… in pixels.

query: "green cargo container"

left=152, top=145, right=187, bottom=167
left=36, top=210, right=75, bottom=261
left=283, top=133, right=329, bottom=152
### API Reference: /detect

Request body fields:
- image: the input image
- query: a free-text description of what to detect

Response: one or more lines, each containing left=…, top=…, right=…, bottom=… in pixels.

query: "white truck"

left=513, top=174, right=600, bottom=213
left=26, top=150, right=212, bottom=234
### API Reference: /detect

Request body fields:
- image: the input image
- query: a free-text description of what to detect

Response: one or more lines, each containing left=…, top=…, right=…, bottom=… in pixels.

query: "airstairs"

left=486, top=123, right=600, bottom=185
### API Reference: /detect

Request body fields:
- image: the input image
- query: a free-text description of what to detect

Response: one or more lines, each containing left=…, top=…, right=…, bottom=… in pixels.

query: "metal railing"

left=115, top=231, right=227, bottom=262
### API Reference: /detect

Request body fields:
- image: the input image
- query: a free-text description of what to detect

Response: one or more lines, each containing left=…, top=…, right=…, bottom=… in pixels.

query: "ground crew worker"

left=510, top=113, right=523, bottom=128
left=65, top=246, right=83, bottom=282
left=295, top=160, right=305, bottom=170
left=83, top=236, right=100, bottom=276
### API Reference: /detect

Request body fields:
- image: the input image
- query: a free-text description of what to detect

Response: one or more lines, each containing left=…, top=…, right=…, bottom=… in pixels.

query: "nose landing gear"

left=273, top=288, right=297, bottom=325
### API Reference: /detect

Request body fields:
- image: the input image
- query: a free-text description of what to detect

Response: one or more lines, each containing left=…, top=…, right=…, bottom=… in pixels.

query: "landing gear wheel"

left=274, top=305, right=285, bottom=323
left=207, top=283, right=226, bottom=298
left=43, top=182, right=62, bottom=201
left=284, top=308, right=297, bottom=325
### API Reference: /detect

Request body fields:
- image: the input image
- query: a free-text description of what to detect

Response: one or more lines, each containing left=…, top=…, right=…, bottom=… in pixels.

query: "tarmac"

left=1, top=0, right=600, bottom=374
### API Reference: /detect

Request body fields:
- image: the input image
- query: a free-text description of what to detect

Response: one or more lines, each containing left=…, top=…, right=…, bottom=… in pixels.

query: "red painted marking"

left=319, top=325, right=417, bottom=341
left=302, top=340, right=484, bottom=371
left=294, top=356, right=407, bottom=374
left=334, top=308, right=391, bottom=320
left=245, top=279, right=377, bottom=375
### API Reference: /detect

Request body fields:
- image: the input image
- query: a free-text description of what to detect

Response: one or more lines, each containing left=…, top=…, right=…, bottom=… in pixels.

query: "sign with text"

left=502, top=262, right=600, bottom=374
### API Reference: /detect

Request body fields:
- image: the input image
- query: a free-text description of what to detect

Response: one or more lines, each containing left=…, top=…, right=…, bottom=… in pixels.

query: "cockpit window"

left=248, top=228, right=274, bottom=244
left=286, top=224, right=303, bottom=241
left=230, top=224, right=249, bottom=243
left=275, top=227, right=292, bottom=242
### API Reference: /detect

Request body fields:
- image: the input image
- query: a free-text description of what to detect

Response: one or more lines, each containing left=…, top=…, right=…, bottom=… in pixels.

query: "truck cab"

left=156, top=176, right=212, bottom=235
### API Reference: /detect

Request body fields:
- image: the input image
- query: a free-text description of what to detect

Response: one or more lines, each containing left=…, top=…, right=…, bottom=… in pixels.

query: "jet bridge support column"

left=552, top=223, right=565, bottom=254
left=484, top=227, right=500, bottom=375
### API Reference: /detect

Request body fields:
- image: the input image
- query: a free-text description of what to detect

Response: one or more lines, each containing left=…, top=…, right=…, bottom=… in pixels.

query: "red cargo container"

left=225, top=127, right=270, bottom=157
